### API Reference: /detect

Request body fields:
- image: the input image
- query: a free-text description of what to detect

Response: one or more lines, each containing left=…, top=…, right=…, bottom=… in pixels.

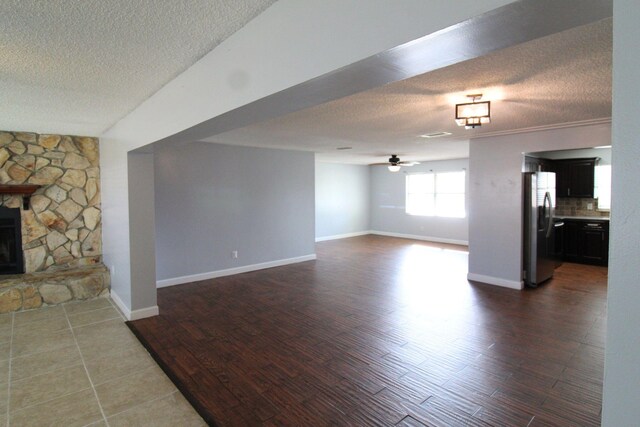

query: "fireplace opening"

left=0, top=207, right=24, bottom=275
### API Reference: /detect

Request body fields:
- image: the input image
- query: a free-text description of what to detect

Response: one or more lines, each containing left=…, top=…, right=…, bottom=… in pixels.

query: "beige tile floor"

left=0, top=297, right=206, bottom=426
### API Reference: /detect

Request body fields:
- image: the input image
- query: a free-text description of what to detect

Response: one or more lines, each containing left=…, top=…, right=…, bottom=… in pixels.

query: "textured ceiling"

left=0, top=2, right=612, bottom=162
left=206, top=18, right=612, bottom=164
left=0, top=0, right=277, bottom=136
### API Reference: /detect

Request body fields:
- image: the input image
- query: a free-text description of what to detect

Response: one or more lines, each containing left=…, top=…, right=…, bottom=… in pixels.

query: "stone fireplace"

left=0, top=131, right=110, bottom=312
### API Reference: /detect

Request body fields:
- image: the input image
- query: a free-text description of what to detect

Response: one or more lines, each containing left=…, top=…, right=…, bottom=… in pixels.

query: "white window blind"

left=406, top=171, right=466, bottom=218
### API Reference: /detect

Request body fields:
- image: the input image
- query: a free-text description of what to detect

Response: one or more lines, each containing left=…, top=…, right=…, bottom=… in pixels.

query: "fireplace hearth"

left=0, top=206, right=24, bottom=275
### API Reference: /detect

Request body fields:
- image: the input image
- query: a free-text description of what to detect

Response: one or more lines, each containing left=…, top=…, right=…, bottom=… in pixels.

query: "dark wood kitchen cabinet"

left=552, top=158, right=596, bottom=198
left=561, top=218, right=609, bottom=266
left=562, top=220, right=580, bottom=262
left=524, top=156, right=555, bottom=173
left=539, top=158, right=555, bottom=173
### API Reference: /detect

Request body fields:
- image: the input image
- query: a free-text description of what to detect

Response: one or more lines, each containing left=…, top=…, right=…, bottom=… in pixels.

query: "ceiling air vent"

left=420, top=132, right=452, bottom=138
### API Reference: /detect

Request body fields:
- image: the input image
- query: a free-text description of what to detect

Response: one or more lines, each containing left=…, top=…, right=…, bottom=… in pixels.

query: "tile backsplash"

left=555, top=197, right=609, bottom=217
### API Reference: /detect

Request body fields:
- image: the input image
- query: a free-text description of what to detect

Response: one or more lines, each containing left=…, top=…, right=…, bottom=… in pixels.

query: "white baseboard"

left=110, top=290, right=160, bottom=321
left=370, top=230, right=468, bottom=246
left=109, top=290, right=129, bottom=318
left=467, top=273, right=523, bottom=290
left=315, top=231, right=372, bottom=242
left=156, top=254, right=317, bottom=288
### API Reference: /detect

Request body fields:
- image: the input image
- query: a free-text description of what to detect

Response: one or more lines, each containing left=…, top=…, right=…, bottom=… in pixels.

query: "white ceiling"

left=0, top=0, right=277, bottom=136
left=204, top=18, right=612, bottom=165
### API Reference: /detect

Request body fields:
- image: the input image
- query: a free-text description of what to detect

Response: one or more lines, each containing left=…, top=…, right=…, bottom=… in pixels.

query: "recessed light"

left=419, top=132, right=452, bottom=138
left=336, top=147, right=352, bottom=150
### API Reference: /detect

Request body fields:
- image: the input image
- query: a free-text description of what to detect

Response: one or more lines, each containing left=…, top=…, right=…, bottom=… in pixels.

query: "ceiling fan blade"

left=370, top=156, right=420, bottom=167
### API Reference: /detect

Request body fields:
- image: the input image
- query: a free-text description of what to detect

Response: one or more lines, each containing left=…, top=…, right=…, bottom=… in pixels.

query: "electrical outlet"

left=587, top=202, right=594, bottom=210
left=232, top=250, right=238, bottom=259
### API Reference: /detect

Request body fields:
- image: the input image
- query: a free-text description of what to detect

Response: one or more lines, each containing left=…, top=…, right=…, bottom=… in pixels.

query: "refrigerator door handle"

left=544, top=191, right=553, bottom=238
left=538, top=192, right=548, bottom=230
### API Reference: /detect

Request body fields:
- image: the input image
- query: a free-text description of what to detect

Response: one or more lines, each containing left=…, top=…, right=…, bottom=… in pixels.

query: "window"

left=406, top=171, right=466, bottom=218
left=595, top=164, right=611, bottom=211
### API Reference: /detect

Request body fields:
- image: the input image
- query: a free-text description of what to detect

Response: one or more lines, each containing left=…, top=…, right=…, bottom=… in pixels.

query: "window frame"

left=405, top=170, right=466, bottom=218
left=594, top=164, right=611, bottom=211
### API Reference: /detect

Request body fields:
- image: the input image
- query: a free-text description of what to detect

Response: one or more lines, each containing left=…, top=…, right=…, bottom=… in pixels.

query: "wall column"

left=127, top=152, right=157, bottom=318
left=602, top=0, right=640, bottom=424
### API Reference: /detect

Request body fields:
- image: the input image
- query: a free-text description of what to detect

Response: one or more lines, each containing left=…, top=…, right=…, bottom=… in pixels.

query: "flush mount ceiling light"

left=455, top=94, right=491, bottom=129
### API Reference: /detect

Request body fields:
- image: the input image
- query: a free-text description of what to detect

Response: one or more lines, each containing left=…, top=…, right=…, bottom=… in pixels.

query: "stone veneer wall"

left=0, top=130, right=109, bottom=312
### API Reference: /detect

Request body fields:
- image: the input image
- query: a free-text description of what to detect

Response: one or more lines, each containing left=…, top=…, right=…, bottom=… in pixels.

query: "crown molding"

left=471, top=117, right=612, bottom=140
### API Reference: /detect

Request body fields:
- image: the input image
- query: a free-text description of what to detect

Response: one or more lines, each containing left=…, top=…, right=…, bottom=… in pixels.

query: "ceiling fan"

left=372, top=155, right=420, bottom=172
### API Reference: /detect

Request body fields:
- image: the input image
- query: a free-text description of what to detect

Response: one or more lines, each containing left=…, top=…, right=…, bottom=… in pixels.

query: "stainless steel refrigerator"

left=523, top=171, right=556, bottom=287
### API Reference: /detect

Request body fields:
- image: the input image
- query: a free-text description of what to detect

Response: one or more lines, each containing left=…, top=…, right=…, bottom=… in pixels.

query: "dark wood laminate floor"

left=128, top=235, right=607, bottom=426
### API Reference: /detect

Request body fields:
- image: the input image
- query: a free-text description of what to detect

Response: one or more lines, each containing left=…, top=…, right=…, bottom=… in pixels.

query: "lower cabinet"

left=562, top=221, right=580, bottom=263
left=561, top=219, right=609, bottom=266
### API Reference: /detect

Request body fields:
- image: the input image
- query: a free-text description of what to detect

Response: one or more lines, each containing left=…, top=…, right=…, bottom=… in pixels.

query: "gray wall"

left=154, top=142, right=315, bottom=281
left=96, top=0, right=522, bottom=316
left=315, top=162, right=370, bottom=239
left=100, top=137, right=134, bottom=311
left=370, top=159, right=469, bottom=244
left=468, top=123, right=611, bottom=289
left=603, top=0, right=640, bottom=424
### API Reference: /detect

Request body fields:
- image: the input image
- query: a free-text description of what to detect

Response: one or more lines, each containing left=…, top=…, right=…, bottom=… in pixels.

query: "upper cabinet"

left=523, top=157, right=560, bottom=173
left=551, top=158, right=596, bottom=198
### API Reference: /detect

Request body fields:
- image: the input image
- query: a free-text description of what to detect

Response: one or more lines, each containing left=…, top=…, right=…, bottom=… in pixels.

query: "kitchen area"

left=523, top=146, right=611, bottom=287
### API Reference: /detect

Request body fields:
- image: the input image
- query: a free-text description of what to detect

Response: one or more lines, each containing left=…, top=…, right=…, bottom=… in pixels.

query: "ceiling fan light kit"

left=388, top=154, right=401, bottom=172
left=455, top=94, right=491, bottom=129
left=385, top=155, right=418, bottom=172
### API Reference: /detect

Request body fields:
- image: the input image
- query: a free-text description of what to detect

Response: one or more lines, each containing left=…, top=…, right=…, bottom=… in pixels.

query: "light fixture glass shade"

left=455, top=99, right=491, bottom=129
left=388, top=165, right=401, bottom=172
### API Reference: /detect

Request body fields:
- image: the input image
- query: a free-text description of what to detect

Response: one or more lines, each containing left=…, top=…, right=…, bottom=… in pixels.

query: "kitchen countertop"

left=555, top=215, right=610, bottom=221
